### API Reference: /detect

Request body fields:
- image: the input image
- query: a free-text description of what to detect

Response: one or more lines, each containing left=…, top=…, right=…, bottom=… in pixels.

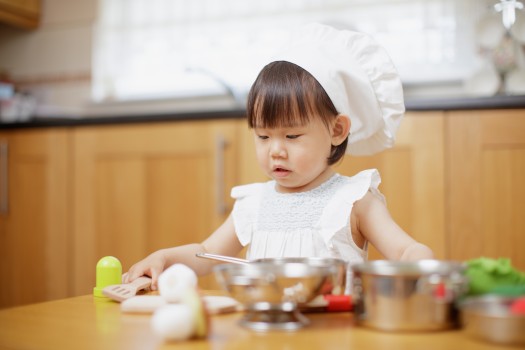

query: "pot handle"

left=417, top=272, right=468, bottom=303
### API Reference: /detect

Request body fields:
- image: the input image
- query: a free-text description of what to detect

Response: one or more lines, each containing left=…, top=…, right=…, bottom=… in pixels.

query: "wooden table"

left=0, top=294, right=510, bottom=350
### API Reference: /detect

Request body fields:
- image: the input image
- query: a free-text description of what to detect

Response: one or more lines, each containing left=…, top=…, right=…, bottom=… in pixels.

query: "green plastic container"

left=93, top=256, right=122, bottom=297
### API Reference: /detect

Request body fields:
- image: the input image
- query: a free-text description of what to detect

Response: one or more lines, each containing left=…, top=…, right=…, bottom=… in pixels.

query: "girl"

left=123, top=23, right=434, bottom=290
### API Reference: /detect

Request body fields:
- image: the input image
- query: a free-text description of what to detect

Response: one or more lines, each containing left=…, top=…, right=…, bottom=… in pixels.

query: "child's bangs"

left=249, top=88, right=312, bottom=129
left=247, top=61, right=320, bottom=129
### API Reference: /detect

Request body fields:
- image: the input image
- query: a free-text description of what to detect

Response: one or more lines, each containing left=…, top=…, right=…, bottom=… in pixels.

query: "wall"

left=0, top=0, right=96, bottom=116
left=0, top=0, right=517, bottom=117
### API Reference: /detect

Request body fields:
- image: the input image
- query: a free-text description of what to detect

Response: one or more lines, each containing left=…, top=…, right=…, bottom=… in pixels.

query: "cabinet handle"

left=0, top=140, right=8, bottom=215
left=215, top=134, right=228, bottom=215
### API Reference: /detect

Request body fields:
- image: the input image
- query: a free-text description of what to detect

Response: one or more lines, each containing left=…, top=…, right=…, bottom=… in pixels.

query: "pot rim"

left=351, top=259, right=466, bottom=276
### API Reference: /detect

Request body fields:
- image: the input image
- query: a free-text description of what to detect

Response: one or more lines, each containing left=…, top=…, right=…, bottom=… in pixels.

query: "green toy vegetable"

left=465, top=257, right=525, bottom=296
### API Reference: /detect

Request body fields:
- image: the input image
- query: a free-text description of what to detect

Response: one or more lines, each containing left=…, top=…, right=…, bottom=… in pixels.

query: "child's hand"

left=122, top=250, right=167, bottom=291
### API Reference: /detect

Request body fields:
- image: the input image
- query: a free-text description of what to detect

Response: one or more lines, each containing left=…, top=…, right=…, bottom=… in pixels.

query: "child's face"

left=253, top=116, right=335, bottom=193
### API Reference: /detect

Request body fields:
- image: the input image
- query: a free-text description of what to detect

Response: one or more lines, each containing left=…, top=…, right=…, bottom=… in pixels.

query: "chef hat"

left=271, top=23, right=405, bottom=156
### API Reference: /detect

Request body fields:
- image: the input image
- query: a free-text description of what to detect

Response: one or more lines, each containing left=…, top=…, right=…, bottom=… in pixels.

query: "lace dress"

left=231, top=169, right=384, bottom=266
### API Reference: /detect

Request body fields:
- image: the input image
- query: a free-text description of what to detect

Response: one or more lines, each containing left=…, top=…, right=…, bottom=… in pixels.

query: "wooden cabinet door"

left=72, top=120, right=238, bottom=296
left=335, top=112, right=446, bottom=260
left=447, top=109, right=525, bottom=270
left=0, top=128, right=69, bottom=308
left=236, top=113, right=446, bottom=260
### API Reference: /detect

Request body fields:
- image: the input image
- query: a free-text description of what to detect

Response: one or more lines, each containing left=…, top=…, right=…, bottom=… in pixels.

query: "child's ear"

left=331, top=114, right=351, bottom=146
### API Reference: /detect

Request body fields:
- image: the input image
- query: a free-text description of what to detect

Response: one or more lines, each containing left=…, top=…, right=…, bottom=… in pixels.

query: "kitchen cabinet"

left=1, top=107, right=524, bottom=307
left=0, top=128, right=69, bottom=308
left=447, top=109, right=525, bottom=271
left=71, top=120, right=239, bottom=296
left=0, top=0, right=40, bottom=29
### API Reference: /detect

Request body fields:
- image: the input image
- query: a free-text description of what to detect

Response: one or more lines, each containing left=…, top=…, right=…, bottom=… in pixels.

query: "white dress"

left=231, top=169, right=384, bottom=266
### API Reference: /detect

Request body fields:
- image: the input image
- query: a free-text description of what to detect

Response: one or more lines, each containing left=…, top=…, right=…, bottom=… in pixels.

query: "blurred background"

left=0, top=0, right=523, bottom=119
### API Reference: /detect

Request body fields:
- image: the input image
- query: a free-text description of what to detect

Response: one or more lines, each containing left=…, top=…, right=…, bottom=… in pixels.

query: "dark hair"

left=246, top=61, right=348, bottom=165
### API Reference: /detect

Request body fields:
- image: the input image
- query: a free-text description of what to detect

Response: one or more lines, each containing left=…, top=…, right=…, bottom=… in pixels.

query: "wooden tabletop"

left=0, top=293, right=510, bottom=350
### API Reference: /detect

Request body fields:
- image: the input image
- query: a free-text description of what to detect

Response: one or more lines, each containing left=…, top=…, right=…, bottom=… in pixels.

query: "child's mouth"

left=273, top=167, right=291, bottom=177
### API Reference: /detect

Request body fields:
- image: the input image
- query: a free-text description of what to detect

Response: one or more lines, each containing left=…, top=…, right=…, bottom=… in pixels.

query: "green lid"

left=93, top=256, right=122, bottom=297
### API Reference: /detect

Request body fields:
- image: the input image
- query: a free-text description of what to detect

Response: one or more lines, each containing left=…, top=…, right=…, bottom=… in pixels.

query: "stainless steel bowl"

left=213, top=260, right=339, bottom=331
left=197, top=254, right=348, bottom=295
left=351, top=260, right=468, bottom=331
left=251, top=257, right=348, bottom=295
left=460, top=295, right=525, bottom=346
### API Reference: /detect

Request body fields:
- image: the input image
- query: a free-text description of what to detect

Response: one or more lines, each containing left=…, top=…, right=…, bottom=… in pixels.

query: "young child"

left=123, top=23, right=434, bottom=290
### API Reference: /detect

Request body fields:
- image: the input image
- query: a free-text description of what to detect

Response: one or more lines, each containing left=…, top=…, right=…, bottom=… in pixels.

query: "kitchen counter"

left=0, top=293, right=512, bottom=350
left=1, top=94, right=525, bottom=130
left=405, top=94, right=525, bottom=111
left=0, top=108, right=248, bottom=129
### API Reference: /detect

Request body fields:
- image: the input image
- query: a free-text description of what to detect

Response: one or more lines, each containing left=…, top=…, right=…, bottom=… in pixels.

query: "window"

left=92, top=0, right=492, bottom=102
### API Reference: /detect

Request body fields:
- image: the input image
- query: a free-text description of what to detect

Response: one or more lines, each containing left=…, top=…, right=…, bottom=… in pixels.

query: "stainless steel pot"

left=351, top=260, right=468, bottom=331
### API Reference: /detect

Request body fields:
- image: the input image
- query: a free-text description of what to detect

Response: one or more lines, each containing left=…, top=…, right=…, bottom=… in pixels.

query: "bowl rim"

left=460, top=295, right=525, bottom=319
left=213, top=260, right=338, bottom=276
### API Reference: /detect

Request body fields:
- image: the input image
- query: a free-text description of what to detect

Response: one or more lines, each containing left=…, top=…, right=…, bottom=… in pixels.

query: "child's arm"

left=123, top=213, right=242, bottom=290
left=353, top=192, right=434, bottom=261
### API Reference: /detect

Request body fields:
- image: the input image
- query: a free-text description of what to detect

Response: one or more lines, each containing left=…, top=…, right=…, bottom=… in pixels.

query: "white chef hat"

left=271, top=23, right=405, bottom=156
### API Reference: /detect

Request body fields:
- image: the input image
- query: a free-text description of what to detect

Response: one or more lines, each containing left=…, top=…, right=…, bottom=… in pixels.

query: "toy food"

left=158, top=264, right=198, bottom=303
left=151, top=304, right=195, bottom=341
left=150, top=289, right=209, bottom=342
left=465, top=257, right=525, bottom=296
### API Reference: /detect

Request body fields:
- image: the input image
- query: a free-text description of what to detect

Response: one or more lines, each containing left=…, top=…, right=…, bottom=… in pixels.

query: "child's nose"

left=270, top=140, right=287, bottom=158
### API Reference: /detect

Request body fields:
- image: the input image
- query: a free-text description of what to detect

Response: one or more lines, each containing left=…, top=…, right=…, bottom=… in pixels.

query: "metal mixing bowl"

left=213, top=260, right=341, bottom=331
left=197, top=254, right=348, bottom=295
left=250, top=257, right=348, bottom=295
left=460, top=295, right=525, bottom=346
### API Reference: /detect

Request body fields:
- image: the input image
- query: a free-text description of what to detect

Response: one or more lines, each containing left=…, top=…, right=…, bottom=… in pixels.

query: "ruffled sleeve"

left=231, top=182, right=265, bottom=246
left=316, top=169, right=383, bottom=245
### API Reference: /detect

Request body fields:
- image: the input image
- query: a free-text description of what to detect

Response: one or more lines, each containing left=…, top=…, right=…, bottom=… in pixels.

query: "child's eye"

left=286, top=134, right=301, bottom=139
left=257, top=135, right=269, bottom=140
